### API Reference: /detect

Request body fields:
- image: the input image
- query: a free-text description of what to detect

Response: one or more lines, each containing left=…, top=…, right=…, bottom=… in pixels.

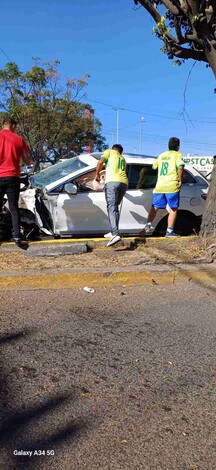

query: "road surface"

left=0, top=282, right=215, bottom=469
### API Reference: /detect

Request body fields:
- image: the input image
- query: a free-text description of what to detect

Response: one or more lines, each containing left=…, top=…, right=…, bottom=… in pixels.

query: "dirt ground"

left=0, top=236, right=214, bottom=273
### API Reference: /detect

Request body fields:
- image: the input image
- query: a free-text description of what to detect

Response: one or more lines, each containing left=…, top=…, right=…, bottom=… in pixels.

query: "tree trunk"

left=200, top=156, right=216, bottom=238
left=205, top=43, right=216, bottom=78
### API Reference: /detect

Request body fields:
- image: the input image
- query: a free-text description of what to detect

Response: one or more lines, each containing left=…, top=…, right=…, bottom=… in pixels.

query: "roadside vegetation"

left=0, top=59, right=107, bottom=170
left=0, top=236, right=215, bottom=272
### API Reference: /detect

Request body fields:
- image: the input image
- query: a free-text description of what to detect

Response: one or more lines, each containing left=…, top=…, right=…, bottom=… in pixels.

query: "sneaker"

left=104, top=232, right=112, bottom=238
left=107, top=235, right=121, bottom=247
left=139, top=223, right=154, bottom=235
left=165, top=231, right=180, bottom=238
left=14, top=238, right=29, bottom=250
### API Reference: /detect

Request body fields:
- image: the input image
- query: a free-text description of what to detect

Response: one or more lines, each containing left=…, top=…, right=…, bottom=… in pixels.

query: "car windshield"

left=31, top=157, right=88, bottom=188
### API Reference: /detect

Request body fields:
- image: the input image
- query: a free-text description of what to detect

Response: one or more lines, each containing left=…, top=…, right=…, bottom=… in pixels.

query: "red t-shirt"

left=0, top=129, right=29, bottom=177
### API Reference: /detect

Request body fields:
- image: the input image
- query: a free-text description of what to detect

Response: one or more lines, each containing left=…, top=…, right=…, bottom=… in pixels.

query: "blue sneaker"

left=165, top=231, right=180, bottom=238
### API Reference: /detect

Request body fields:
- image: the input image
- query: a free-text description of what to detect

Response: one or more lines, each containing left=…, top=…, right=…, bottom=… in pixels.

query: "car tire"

left=155, top=213, right=199, bottom=237
left=19, top=208, right=40, bottom=240
left=174, top=214, right=199, bottom=236
left=20, top=222, right=40, bottom=240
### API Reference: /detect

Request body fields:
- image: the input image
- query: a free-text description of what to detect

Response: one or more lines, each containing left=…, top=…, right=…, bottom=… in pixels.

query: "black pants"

left=0, top=177, right=20, bottom=239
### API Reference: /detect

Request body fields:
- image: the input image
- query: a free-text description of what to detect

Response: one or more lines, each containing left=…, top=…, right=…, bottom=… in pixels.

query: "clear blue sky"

left=0, top=0, right=215, bottom=156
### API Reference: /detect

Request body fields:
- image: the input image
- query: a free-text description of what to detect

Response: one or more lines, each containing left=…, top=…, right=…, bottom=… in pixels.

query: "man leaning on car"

left=95, top=144, right=128, bottom=247
left=141, top=137, right=185, bottom=238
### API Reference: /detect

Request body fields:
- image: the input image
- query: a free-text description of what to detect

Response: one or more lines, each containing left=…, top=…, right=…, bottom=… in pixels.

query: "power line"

left=102, top=127, right=216, bottom=148
left=81, top=96, right=216, bottom=125
left=0, top=47, right=11, bottom=62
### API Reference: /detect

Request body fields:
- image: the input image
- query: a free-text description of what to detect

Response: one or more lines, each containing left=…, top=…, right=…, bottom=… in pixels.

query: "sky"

left=0, top=0, right=215, bottom=157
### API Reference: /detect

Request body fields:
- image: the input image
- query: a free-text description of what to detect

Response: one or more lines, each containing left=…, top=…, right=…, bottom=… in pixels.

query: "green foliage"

left=0, top=59, right=107, bottom=166
left=172, top=60, right=182, bottom=66
left=138, top=0, right=216, bottom=78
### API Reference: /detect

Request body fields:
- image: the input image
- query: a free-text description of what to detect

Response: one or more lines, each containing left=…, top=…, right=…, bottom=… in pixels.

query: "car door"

left=177, top=169, right=206, bottom=215
left=119, top=164, right=158, bottom=234
left=53, top=170, right=109, bottom=235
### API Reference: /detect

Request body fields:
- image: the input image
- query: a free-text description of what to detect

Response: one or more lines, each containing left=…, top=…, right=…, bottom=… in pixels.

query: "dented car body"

left=19, top=152, right=208, bottom=237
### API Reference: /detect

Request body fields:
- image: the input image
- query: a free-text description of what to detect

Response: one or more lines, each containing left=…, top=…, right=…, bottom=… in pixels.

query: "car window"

left=75, top=170, right=105, bottom=192
left=31, top=157, right=88, bottom=188
left=127, top=164, right=157, bottom=190
left=182, top=170, right=197, bottom=184
left=50, top=169, right=106, bottom=194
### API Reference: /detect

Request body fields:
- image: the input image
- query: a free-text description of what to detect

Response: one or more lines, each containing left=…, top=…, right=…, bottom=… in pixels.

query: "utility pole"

left=111, top=131, right=114, bottom=147
left=139, top=116, right=145, bottom=154
left=116, top=109, right=119, bottom=143
left=113, top=108, right=120, bottom=144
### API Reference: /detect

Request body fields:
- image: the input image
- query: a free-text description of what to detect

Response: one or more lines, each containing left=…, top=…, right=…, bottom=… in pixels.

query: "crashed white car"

left=19, top=152, right=208, bottom=237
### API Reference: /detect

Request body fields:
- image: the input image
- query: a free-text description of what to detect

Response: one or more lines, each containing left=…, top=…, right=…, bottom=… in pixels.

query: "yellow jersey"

left=153, top=150, right=185, bottom=193
left=101, top=149, right=128, bottom=185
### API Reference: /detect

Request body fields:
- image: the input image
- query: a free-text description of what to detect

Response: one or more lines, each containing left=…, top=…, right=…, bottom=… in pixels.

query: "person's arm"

left=95, top=157, right=106, bottom=182
left=152, top=157, right=159, bottom=170
left=178, top=165, right=184, bottom=189
left=21, top=140, right=33, bottom=166
left=177, top=153, right=185, bottom=189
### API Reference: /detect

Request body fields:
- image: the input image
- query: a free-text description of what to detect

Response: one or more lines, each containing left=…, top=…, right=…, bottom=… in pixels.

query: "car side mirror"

left=64, top=183, right=77, bottom=195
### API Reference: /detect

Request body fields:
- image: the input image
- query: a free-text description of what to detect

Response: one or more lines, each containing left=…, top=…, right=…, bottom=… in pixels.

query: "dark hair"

left=168, top=137, right=180, bottom=151
left=3, top=116, right=17, bottom=126
left=112, top=144, right=123, bottom=154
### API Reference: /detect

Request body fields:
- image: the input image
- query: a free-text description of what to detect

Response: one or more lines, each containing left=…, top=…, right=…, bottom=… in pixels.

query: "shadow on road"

left=0, top=330, right=90, bottom=469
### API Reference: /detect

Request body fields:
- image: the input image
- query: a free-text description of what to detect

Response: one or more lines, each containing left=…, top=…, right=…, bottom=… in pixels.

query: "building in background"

left=183, top=154, right=214, bottom=176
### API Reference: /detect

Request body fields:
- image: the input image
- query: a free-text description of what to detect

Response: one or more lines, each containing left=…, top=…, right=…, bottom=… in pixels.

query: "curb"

left=0, top=264, right=215, bottom=290
left=1, top=234, right=195, bottom=249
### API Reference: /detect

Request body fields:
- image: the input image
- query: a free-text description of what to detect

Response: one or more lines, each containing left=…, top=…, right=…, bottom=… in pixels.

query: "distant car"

left=20, top=165, right=34, bottom=176
left=19, top=152, right=209, bottom=237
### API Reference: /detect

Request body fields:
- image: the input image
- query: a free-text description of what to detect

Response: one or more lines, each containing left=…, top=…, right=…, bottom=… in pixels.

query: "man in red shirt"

left=0, top=116, right=32, bottom=247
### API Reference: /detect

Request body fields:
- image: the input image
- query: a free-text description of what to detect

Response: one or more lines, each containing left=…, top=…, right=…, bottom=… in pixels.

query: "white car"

left=19, top=152, right=208, bottom=237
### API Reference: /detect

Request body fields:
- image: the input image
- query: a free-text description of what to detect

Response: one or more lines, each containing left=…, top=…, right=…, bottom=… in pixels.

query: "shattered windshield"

left=31, top=157, right=88, bottom=188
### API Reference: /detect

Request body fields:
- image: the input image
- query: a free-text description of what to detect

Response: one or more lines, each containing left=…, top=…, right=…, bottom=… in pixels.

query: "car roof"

left=90, top=151, right=156, bottom=164
left=43, top=152, right=208, bottom=192
left=44, top=153, right=157, bottom=191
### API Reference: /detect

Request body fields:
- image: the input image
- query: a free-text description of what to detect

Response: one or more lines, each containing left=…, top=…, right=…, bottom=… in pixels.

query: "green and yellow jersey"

left=153, top=150, right=185, bottom=193
left=101, top=149, right=128, bottom=185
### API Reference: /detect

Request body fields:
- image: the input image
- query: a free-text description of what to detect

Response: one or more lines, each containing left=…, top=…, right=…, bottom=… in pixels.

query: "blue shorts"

left=152, top=192, right=180, bottom=209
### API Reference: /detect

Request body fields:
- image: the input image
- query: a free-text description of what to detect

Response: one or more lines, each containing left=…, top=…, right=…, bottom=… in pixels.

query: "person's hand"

left=179, top=181, right=182, bottom=190
left=95, top=175, right=100, bottom=182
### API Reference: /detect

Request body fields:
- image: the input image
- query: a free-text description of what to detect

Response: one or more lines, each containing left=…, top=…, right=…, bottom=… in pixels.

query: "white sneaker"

left=107, top=235, right=121, bottom=247
left=142, top=223, right=154, bottom=234
left=104, top=232, right=112, bottom=238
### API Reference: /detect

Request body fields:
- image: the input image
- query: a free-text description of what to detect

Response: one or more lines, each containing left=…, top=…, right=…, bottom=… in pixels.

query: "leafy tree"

left=0, top=59, right=106, bottom=169
left=200, top=156, right=216, bottom=239
left=134, top=1, right=216, bottom=238
left=134, top=1, right=216, bottom=78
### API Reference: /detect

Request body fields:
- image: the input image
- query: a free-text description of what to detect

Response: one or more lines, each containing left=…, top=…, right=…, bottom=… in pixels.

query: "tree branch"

left=170, top=44, right=208, bottom=61
left=160, top=0, right=180, bottom=15
left=187, top=0, right=200, bottom=16
left=174, top=17, right=187, bottom=43
left=138, top=0, right=180, bottom=43
left=137, top=0, right=161, bottom=23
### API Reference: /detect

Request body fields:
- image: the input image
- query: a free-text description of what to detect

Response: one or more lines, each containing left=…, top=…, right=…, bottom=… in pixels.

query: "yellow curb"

left=0, top=267, right=214, bottom=290
left=2, top=235, right=195, bottom=246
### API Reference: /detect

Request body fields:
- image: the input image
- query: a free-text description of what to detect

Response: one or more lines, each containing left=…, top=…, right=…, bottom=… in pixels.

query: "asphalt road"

left=0, top=282, right=216, bottom=470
